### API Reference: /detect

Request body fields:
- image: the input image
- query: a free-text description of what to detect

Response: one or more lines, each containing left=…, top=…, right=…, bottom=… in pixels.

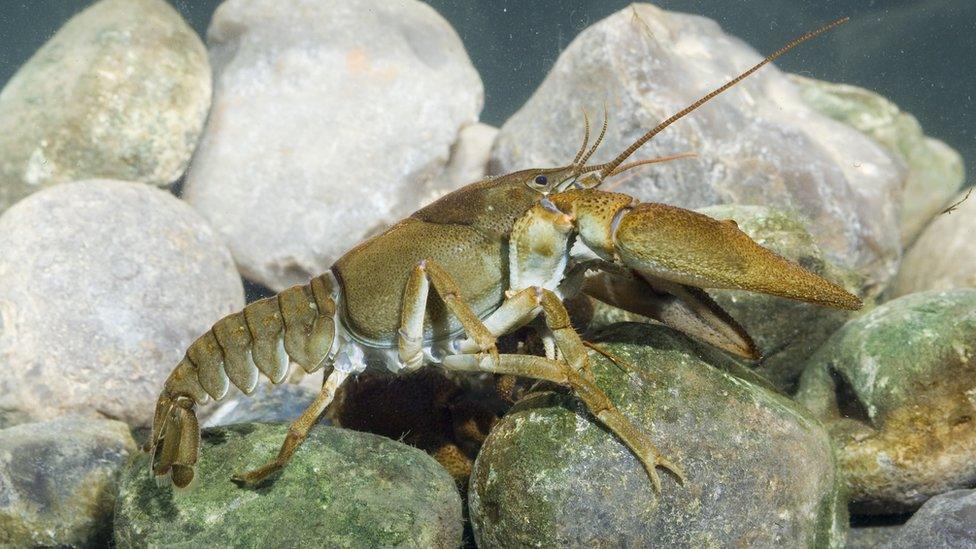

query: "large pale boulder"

left=0, top=180, right=244, bottom=427
left=184, top=0, right=484, bottom=290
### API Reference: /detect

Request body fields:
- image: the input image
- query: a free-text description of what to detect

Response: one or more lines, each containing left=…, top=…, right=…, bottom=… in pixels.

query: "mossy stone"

left=796, top=289, right=976, bottom=513
left=470, top=323, right=846, bottom=548
left=114, top=424, right=462, bottom=548
left=0, top=0, right=211, bottom=213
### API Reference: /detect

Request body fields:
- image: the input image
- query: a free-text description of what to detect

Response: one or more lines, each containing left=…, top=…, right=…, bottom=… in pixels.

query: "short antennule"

left=579, top=103, right=609, bottom=167
left=598, top=16, right=849, bottom=179
left=572, top=110, right=591, bottom=167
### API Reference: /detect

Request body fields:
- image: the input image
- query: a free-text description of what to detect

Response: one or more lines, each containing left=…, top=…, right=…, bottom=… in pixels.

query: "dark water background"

left=1, top=1, right=973, bottom=182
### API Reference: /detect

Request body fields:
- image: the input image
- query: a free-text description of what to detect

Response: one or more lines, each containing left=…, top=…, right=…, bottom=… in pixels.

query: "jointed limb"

left=399, top=259, right=498, bottom=370
left=232, top=367, right=349, bottom=485
left=459, top=286, right=591, bottom=376
left=582, top=267, right=760, bottom=359
left=442, top=352, right=684, bottom=492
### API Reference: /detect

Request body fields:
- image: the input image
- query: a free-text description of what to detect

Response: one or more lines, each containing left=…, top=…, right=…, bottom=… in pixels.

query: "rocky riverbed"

left=0, top=1, right=971, bottom=547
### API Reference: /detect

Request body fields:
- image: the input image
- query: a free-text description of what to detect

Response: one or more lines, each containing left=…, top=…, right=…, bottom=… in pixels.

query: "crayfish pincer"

left=147, top=18, right=858, bottom=493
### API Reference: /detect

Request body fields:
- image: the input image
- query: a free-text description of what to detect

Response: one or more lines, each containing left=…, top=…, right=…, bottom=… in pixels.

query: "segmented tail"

left=146, top=273, right=339, bottom=487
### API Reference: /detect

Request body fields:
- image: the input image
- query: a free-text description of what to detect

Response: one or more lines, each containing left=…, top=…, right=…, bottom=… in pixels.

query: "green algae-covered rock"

left=470, top=323, right=846, bottom=548
left=0, top=0, right=211, bottom=213
left=698, top=205, right=865, bottom=393
left=0, top=419, right=137, bottom=547
left=114, top=424, right=462, bottom=548
left=796, top=289, right=976, bottom=514
left=791, top=75, right=965, bottom=245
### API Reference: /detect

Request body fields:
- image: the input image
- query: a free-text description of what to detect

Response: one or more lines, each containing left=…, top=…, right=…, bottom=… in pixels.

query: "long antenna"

left=597, top=17, right=849, bottom=179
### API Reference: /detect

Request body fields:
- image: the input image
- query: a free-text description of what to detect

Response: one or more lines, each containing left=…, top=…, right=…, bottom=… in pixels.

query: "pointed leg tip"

left=231, top=463, right=280, bottom=487
left=666, top=464, right=688, bottom=486
left=230, top=471, right=263, bottom=488
left=655, top=456, right=687, bottom=486
left=648, top=468, right=662, bottom=494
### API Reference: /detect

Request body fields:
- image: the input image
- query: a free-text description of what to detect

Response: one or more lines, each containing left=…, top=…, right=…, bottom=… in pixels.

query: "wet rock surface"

left=183, top=0, right=483, bottom=290
left=114, top=423, right=463, bottom=548
left=889, top=489, right=976, bottom=547
left=0, top=0, right=210, bottom=214
left=490, top=3, right=904, bottom=288
left=845, top=523, right=904, bottom=549
left=470, top=323, right=845, bottom=548
left=202, top=381, right=320, bottom=427
left=0, top=418, right=136, bottom=547
left=796, top=289, right=976, bottom=514
left=792, top=75, right=965, bottom=245
left=892, top=188, right=976, bottom=297
left=697, top=205, right=863, bottom=393
left=429, top=122, right=498, bottom=199
left=0, top=180, right=244, bottom=427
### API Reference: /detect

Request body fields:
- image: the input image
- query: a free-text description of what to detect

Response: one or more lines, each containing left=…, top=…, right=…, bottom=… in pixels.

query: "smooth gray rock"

left=0, top=0, right=211, bottom=214
left=846, top=523, right=904, bottom=549
left=796, top=289, right=976, bottom=514
left=890, top=489, right=976, bottom=548
left=892, top=188, right=976, bottom=297
left=114, top=423, right=463, bottom=548
left=202, top=381, right=320, bottom=427
left=184, top=0, right=484, bottom=290
left=0, top=419, right=137, bottom=547
left=791, top=75, right=965, bottom=246
left=0, top=180, right=244, bottom=427
left=470, top=323, right=846, bottom=548
left=431, top=123, right=498, bottom=194
left=490, top=4, right=904, bottom=289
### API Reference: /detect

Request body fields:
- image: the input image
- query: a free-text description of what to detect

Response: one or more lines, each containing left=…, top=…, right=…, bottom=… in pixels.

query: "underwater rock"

left=470, top=323, right=846, bottom=547
left=891, top=188, right=976, bottom=297
left=0, top=418, right=136, bottom=547
left=491, top=4, right=904, bottom=289
left=430, top=122, right=498, bottom=197
left=0, top=180, right=244, bottom=427
left=796, top=289, right=976, bottom=514
left=114, top=423, right=463, bottom=548
left=888, top=489, right=976, bottom=547
left=0, top=0, right=210, bottom=214
left=202, top=381, right=320, bottom=427
left=183, top=0, right=483, bottom=290
left=845, top=524, right=903, bottom=549
left=791, top=75, right=965, bottom=246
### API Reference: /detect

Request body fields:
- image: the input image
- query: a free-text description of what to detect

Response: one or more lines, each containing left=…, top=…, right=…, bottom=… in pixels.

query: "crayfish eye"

left=534, top=175, right=548, bottom=186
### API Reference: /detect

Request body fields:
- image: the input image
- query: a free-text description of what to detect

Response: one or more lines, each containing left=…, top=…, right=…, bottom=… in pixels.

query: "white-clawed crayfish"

left=148, top=18, right=858, bottom=493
